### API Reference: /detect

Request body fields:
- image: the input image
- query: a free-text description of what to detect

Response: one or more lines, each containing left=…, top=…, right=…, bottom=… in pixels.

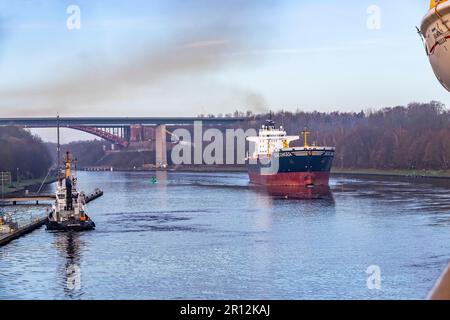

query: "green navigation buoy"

left=151, top=176, right=157, bottom=184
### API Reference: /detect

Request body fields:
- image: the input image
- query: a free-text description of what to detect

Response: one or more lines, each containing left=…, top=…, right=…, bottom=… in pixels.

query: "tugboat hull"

left=46, top=219, right=96, bottom=232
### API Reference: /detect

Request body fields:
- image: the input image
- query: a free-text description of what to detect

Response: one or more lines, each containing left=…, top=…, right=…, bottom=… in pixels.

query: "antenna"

left=416, top=26, right=429, bottom=55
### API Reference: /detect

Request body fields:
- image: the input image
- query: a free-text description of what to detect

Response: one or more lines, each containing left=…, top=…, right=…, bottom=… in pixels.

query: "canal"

left=1, top=171, right=450, bottom=299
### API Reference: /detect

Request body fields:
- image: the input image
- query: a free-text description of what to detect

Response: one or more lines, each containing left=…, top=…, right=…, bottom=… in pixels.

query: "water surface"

left=1, top=171, right=450, bottom=300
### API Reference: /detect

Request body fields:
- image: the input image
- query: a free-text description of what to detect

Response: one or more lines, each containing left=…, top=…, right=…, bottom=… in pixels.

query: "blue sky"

left=0, top=0, right=446, bottom=122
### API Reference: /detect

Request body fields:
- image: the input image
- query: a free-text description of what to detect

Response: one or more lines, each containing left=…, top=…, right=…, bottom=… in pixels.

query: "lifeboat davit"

left=420, top=0, right=450, bottom=91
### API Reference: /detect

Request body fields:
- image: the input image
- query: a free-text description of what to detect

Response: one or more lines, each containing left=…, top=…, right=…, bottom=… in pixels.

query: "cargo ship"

left=246, top=119, right=335, bottom=186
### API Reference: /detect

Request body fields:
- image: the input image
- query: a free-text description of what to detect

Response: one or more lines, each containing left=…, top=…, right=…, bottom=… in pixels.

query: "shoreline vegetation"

left=4, top=101, right=450, bottom=190
left=5, top=167, right=450, bottom=197
left=82, top=165, right=450, bottom=179
left=1, top=176, right=57, bottom=196
left=331, top=168, right=450, bottom=179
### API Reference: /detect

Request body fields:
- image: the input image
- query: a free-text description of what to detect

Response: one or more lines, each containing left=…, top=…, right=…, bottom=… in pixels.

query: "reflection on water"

left=52, top=232, right=84, bottom=299
left=251, top=185, right=334, bottom=201
left=2, top=171, right=450, bottom=299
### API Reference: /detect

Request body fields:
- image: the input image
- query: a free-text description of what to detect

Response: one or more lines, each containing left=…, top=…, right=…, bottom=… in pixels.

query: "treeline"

left=0, top=127, right=52, bottom=181
left=37, top=100, right=450, bottom=172
left=246, top=101, right=450, bottom=170
left=45, top=140, right=109, bottom=168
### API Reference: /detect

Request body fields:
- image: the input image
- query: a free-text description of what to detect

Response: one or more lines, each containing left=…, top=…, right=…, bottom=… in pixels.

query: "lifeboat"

left=420, top=0, right=450, bottom=91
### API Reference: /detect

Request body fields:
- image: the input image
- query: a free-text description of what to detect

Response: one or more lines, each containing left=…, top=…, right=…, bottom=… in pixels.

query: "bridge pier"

left=155, top=124, right=167, bottom=167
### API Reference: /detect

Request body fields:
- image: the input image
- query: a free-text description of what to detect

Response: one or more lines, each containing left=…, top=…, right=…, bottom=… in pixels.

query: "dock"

left=0, top=188, right=104, bottom=247
left=1, top=188, right=104, bottom=206
left=0, top=195, right=55, bottom=206
left=0, top=216, right=47, bottom=247
left=85, top=188, right=104, bottom=203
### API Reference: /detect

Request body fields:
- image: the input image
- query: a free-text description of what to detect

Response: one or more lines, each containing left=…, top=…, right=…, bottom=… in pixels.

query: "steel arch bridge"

left=0, top=117, right=247, bottom=147
left=69, top=126, right=130, bottom=147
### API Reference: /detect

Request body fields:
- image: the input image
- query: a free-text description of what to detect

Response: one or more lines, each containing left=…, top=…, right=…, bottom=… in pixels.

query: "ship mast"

left=57, top=114, right=61, bottom=186
left=64, top=152, right=72, bottom=179
left=301, top=128, right=310, bottom=147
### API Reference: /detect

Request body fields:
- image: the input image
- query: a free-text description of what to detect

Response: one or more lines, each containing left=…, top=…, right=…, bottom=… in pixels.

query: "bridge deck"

left=0, top=117, right=247, bottom=127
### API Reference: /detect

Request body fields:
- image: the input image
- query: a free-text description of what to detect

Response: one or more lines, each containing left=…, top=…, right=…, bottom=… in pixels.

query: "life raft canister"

left=80, top=210, right=86, bottom=221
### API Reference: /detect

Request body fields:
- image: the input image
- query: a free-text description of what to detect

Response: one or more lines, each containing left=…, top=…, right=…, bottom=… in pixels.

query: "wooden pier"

left=0, top=195, right=55, bottom=206
left=85, top=188, right=104, bottom=203
left=0, top=188, right=103, bottom=247
left=1, top=188, right=104, bottom=206
left=0, top=216, right=47, bottom=247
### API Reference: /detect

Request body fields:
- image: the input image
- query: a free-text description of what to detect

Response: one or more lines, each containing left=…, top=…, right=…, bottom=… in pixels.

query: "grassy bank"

left=82, top=166, right=450, bottom=178
left=173, top=166, right=450, bottom=178
left=1, top=176, right=57, bottom=196
left=331, top=168, right=450, bottom=179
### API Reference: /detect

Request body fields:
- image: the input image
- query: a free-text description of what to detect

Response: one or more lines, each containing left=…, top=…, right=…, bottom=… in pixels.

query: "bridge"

left=0, top=117, right=247, bottom=167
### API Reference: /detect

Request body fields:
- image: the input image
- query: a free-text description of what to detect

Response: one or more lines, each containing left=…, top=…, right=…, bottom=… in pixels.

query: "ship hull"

left=46, top=219, right=96, bottom=232
left=247, top=151, right=334, bottom=186
left=248, top=171, right=331, bottom=186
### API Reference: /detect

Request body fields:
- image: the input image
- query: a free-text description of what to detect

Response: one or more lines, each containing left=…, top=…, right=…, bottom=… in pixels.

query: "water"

left=2, top=171, right=450, bottom=300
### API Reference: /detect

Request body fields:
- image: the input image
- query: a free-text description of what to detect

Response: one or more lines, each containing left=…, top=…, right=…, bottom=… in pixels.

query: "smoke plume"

left=0, top=1, right=270, bottom=116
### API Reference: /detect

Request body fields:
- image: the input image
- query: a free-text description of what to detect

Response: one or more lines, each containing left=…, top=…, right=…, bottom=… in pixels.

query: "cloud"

left=0, top=1, right=270, bottom=116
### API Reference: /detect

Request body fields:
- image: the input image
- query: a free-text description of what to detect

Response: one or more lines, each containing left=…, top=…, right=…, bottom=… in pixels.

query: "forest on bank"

left=198, top=100, right=449, bottom=170
left=58, top=101, right=450, bottom=171
left=0, top=126, right=52, bottom=181
left=256, top=101, right=449, bottom=170
left=2, top=101, right=450, bottom=176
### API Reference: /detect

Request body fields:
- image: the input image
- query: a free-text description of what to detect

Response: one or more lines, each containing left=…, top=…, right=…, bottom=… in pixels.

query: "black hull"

left=247, top=150, right=335, bottom=186
left=247, top=150, right=335, bottom=174
left=46, top=219, right=96, bottom=232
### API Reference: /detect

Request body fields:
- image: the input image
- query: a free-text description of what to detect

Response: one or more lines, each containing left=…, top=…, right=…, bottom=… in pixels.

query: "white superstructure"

left=246, top=119, right=335, bottom=159
left=246, top=120, right=300, bottom=158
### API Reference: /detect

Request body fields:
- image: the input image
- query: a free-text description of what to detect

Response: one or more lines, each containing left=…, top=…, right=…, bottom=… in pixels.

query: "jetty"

left=0, top=188, right=103, bottom=247
left=1, top=188, right=104, bottom=206
left=0, top=216, right=47, bottom=247
left=85, top=188, right=104, bottom=203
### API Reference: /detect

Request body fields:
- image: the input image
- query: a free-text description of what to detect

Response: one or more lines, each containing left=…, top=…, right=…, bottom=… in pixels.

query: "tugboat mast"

left=57, top=114, right=61, bottom=187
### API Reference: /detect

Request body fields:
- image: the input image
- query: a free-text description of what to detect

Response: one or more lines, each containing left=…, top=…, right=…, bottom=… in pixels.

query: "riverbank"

left=331, top=168, right=450, bottom=179
left=82, top=165, right=248, bottom=173
left=83, top=165, right=450, bottom=179
left=1, top=176, right=57, bottom=196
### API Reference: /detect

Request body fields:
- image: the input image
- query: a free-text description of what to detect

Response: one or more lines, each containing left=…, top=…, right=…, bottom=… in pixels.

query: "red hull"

left=248, top=171, right=330, bottom=186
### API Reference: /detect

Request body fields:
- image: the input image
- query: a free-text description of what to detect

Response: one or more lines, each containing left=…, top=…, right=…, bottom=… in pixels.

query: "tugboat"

left=246, top=118, right=335, bottom=187
left=46, top=151, right=96, bottom=232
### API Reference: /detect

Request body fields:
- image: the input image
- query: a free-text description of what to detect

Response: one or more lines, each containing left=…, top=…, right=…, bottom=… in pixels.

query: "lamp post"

left=16, top=168, right=20, bottom=186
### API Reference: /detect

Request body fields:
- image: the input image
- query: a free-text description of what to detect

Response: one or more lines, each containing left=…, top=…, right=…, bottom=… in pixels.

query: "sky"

left=0, top=0, right=447, bottom=141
